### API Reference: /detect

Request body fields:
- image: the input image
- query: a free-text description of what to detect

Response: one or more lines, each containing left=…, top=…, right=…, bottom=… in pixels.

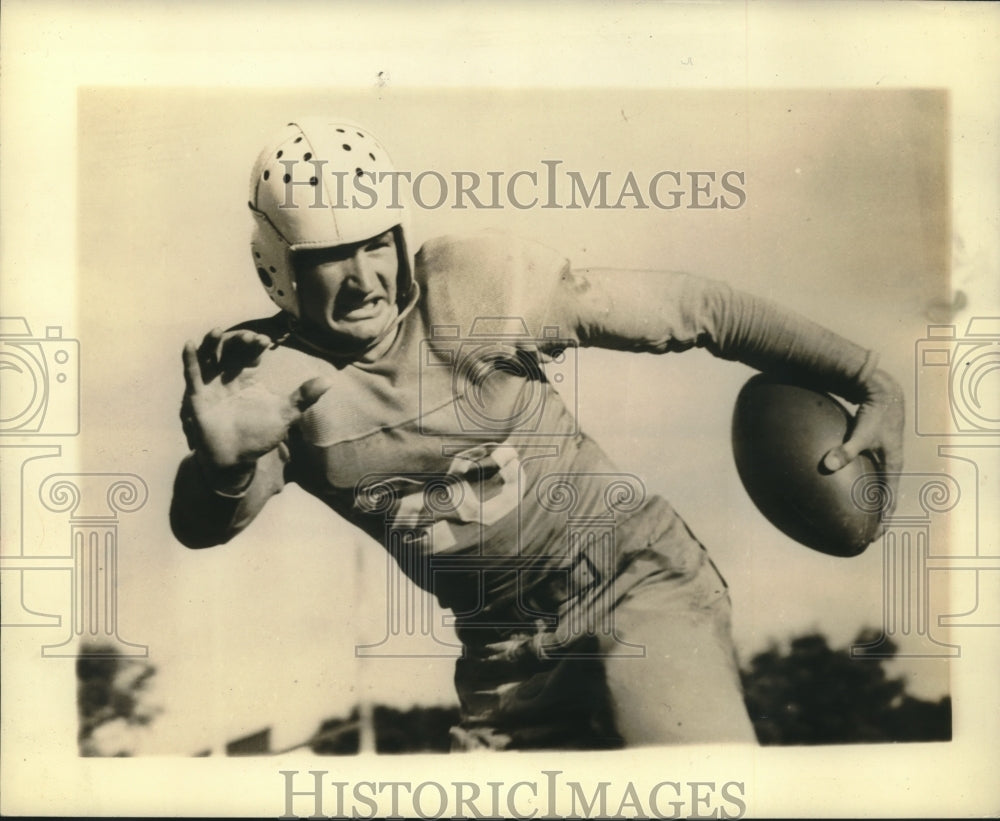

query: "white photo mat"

left=1, top=2, right=997, bottom=817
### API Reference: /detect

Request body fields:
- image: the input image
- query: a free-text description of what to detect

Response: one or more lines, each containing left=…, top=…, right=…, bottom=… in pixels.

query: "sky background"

left=44, top=87, right=963, bottom=754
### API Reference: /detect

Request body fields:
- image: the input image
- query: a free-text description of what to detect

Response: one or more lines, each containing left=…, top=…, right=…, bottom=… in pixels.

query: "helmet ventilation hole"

left=250, top=122, right=399, bottom=313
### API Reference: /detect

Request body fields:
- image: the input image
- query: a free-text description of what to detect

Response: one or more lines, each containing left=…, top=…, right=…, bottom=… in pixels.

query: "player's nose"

left=343, top=250, right=380, bottom=292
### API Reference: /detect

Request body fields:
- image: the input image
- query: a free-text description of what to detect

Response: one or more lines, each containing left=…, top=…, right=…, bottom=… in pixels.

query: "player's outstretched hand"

left=822, top=368, right=905, bottom=521
left=181, top=328, right=333, bottom=485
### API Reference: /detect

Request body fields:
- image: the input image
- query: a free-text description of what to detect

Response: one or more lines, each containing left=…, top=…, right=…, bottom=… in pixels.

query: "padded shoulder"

left=415, top=231, right=571, bottom=339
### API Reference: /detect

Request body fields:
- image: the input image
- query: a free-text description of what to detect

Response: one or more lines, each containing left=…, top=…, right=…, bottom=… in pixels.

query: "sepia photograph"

left=2, top=2, right=998, bottom=818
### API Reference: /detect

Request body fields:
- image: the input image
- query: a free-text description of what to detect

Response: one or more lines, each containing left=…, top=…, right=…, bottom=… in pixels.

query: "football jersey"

left=222, top=231, right=706, bottom=622
left=172, top=229, right=874, bottom=749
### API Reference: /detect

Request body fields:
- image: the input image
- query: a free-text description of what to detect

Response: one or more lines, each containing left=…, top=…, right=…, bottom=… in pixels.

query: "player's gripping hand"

left=822, top=367, right=905, bottom=524
left=180, top=328, right=333, bottom=491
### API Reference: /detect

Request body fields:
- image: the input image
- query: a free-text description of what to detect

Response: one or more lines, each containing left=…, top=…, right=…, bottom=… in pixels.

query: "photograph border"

left=2, top=2, right=998, bottom=817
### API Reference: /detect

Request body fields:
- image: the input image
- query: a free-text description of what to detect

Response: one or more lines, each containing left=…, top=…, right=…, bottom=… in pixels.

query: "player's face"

left=294, top=230, right=400, bottom=348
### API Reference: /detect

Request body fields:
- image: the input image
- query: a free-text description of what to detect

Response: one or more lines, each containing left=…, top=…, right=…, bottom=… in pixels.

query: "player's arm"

left=552, top=267, right=904, bottom=483
left=168, top=328, right=333, bottom=549
left=169, top=446, right=287, bottom=549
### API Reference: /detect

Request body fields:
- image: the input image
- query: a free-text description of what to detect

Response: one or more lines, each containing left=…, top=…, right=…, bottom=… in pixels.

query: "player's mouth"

left=335, top=293, right=386, bottom=322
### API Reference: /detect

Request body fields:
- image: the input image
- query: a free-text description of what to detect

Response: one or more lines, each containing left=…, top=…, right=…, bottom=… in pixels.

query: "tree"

left=309, top=707, right=361, bottom=755
left=372, top=705, right=460, bottom=754
left=740, top=628, right=951, bottom=745
left=295, top=627, right=956, bottom=754
left=306, top=705, right=461, bottom=754
left=76, top=643, right=161, bottom=756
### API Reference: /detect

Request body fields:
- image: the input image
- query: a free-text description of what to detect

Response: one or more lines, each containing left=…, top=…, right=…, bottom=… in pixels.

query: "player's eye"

left=364, top=231, right=394, bottom=252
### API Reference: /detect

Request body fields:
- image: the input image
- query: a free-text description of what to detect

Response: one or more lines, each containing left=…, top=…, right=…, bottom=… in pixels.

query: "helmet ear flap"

left=249, top=208, right=299, bottom=316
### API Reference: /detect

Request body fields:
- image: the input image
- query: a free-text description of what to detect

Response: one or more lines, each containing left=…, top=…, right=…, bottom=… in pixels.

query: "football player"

left=171, top=119, right=904, bottom=749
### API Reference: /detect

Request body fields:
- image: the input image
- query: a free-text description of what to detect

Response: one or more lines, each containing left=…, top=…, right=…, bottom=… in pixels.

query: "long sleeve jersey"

left=170, top=230, right=876, bottom=748
left=171, top=229, right=875, bottom=601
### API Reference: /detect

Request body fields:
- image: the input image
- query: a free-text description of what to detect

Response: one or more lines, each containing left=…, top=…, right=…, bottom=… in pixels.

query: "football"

left=731, top=373, right=882, bottom=557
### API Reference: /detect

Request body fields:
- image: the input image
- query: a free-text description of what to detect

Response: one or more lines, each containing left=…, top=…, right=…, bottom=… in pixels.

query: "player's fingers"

left=242, top=332, right=272, bottom=364
left=822, top=438, right=867, bottom=472
left=196, top=327, right=224, bottom=374
left=182, top=341, right=204, bottom=392
left=199, top=327, right=224, bottom=351
left=882, top=445, right=903, bottom=479
left=242, top=331, right=271, bottom=362
left=871, top=471, right=900, bottom=538
left=178, top=393, right=202, bottom=449
left=288, top=375, right=335, bottom=413
left=219, top=330, right=270, bottom=373
left=879, top=435, right=904, bottom=523
left=822, top=446, right=848, bottom=472
left=822, top=404, right=880, bottom=472
left=224, top=330, right=270, bottom=353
